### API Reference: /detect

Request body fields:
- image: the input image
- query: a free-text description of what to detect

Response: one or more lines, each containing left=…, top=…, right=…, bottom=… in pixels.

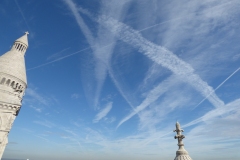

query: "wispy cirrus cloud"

left=76, top=6, right=227, bottom=127
left=93, top=102, right=113, bottom=123
left=14, top=0, right=31, bottom=31
left=161, top=0, right=239, bottom=49
left=33, top=120, right=56, bottom=128
left=25, top=88, right=49, bottom=106
left=116, top=97, right=240, bottom=150
left=46, top=47, right=71, bottom=61
left=71, top=93, right=81, bottom=99
left=97, top=13, right=224, bottom=107
left=46, top=1, right=240, bottom=138
left=136, top=66, right=240, bottom=132
left=184, top=98, right=240, bottom=128
left=63, top=0, right=95, bottom=45
left=63, top=0, right=104, bottom=108
left=29, top=105, right=42, bottom=113
left=63, top=0, right=129, bottom=109
left=117, top=75, right=177, bottom=128
left=61, top=1, right=239, bottom=131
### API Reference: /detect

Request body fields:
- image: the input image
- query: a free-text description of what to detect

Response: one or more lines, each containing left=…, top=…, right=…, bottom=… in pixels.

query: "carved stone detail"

left=173, top=122, right=193, bottom=160
left=0, top=102, right=20, bottom=112
left=0, top=72, right=26, bottom=99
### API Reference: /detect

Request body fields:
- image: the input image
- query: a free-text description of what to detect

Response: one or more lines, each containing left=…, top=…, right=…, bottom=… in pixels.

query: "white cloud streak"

left=26, top=88, right=49, bottom=106
left=63, top=0, right=95, bottom=45
left=192, top=67, right=240, bottom=110
left=27, top=46, right=92, bottom=71
left=71, top=93, right=80, bottom=99
left=61, top=2, right=240, bottom=136
left=108, top=67, right=137, bottom=109
left=14, top=0, right=31, bottom=32
left=93, top=102, right=113, bottom=123
left=63, top=0, right=128, bottom=108
left=47, top=47, right=71, bottom=61
left=29, top=105, right=42, bottom=113
left=33, top=120, right=55, bottom=128
left=96, top=14, right=224, bottom=107
left=183, top=98, right=240, bottom=128
left=76, top=8, right=226, bottom=127
left=117, top=75, right=177, bottom=128
left=64, top=0, right=102, bottom=108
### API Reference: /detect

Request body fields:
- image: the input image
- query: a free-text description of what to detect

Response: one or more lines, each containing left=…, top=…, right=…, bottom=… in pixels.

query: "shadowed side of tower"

left=0, top=32, right=29, bottom=158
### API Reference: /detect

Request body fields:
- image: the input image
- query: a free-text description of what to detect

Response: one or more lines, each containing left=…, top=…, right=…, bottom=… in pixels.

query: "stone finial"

left=174, top=122, right=185, bottom=147
left=173, top=122, right=193, bottom=160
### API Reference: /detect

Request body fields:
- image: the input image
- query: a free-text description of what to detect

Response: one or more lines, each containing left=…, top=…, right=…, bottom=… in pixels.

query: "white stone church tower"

left=0, top=32, right=29, bottom=158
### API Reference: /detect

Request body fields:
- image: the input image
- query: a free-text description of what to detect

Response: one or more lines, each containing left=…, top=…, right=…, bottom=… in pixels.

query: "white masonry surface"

left=174, top=122, right=193, bottom=160
left=0, top=32, right=29, bottom=158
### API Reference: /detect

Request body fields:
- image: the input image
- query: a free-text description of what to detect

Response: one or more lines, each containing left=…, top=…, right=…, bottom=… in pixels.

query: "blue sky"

left=1, top=0, right=240, bottom=159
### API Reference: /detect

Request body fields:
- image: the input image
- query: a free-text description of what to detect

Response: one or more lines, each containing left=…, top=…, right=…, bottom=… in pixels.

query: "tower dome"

left=173, top=122, right=193, bottom=160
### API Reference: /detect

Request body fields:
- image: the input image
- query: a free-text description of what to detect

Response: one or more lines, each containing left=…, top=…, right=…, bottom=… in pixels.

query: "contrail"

left=27, top=47, right=91, bottom=71
left=15, top=0, right=31, bottom=32
left=29, top=2, right=227, bottom=128
left=192, top=67, right=240, bottom=110
left=27, top=42, right=116, bottom=71
left=117, top=75, right=177, bottom=128
left=183, top=98, right=240, bottom=128
left=64, top=0, right=100, bottom=108
left=63, top=0, right=95, bottom=46
left=79, top=7, right=224, bottom=108
left=73, top=6, right=227, bottom=127
left=28, top=0, right=236, bottom=72
left=63, top=0, right=123, bottom=109
left=93, top=102, right=113, bottom=123
left=77, top=11, right=225, bottom=127
left=142, top=95, right=240, bottom=146
left=46, top=47, right=71, bottom=61
left=137, top=0, right=236, bottom=33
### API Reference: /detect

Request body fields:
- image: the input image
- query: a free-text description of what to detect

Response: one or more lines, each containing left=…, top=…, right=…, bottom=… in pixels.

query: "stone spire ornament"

left=173, top=122, right=193, bottom=160
left=0, top=32, right=29, bottom=158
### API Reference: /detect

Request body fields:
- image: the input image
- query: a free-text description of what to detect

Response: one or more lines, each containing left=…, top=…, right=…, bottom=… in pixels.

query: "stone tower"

left=0, top=32, right=29, bottom=158
left=173, top=122, right=193, bottom=160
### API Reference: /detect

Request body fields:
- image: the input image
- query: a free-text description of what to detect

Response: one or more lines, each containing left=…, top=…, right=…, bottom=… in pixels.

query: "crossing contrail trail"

left=27, top=46, right=91, bottom=71
left=28, top=2, right=227, bottom=128
left=192, top=67, right=240, bottom=110
left=77, top=11, right=225, bottom=127
left=28, top=0, right=235, bottom=73
left=15, top=0, right=31, bottom=32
